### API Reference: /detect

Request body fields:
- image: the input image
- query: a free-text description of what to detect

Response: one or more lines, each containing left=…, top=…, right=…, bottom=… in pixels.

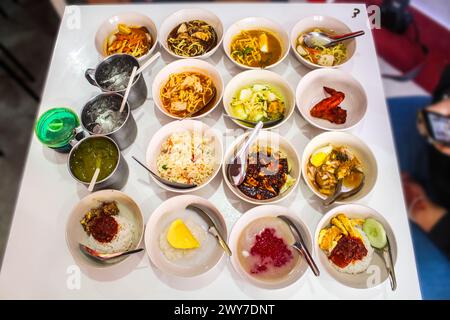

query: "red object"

left=249, top=228, right=293, bottom=274
left=310, top=86, right=347, bottom=124
left=335, top=0, right=450, bottom=93
left=90, top=215, right=119, bottom=243
left=329, top=236, right=368, bottom=268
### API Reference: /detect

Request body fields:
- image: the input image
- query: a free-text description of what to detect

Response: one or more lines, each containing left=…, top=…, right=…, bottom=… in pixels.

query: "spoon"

left=224, top=114, right=284, bottom=128
left=132, top=156, right=197, bottom=189
left=135, top=52, right=161, bottom=75
left=226, top=121, right=264, bottom=186
left=79, top=243, right=143, bottom=261
left=375, top=237, right=397, bottom=291
left=277, top=215, right=320, bottom=276
left=303, top=30, right=365, bottom=48
left=119, top=65, right=137, bottom=113
left=323, top=170, right=365, bottom=206
left=187, top=204, right=232, bottom=256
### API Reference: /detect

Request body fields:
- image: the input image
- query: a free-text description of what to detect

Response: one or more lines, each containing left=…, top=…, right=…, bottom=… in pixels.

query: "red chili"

left=329, top=236, right=368, bottom=268
left=90, top=215, right=119, bottom=243
left=249, top=228, right=293, bottom=274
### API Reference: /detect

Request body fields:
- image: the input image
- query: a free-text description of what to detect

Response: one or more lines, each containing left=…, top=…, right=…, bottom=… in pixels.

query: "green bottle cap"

left=35, top=107, right=80, bottom=148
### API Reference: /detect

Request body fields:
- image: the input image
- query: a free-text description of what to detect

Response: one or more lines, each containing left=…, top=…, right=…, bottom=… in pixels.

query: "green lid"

left=35, top=107, right=80, bottom=148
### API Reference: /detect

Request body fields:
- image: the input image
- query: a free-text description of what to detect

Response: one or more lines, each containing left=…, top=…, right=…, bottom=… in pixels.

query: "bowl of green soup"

left=68, top=135, right=128, bottom=191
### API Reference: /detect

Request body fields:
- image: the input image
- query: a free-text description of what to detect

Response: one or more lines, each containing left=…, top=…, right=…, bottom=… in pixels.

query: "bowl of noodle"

left=223, top=17, right=290, bottom=70
left=152, top=59, right=224, bottom=120
left=290, top=16, right=357, bottom=69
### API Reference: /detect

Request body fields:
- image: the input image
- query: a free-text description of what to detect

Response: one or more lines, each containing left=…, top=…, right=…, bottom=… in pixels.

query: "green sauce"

left=70, top=137, right=119, bottom=183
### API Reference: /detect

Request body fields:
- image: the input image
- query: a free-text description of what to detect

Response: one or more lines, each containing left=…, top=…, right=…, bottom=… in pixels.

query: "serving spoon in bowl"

left=79, top=244, right=143, bottom=261
left=303, top=30, right=365, bottom=48
left=187, top=204, right=232, bottom=256
left=226, top=121, right=264, bottom=186
left=277, top=215, right=320, bottom=276
left=224, top=114, right=284, bottom=128
left=132, top=156, right=197, bottom=189
left=323, top=170, right=365, bottom=206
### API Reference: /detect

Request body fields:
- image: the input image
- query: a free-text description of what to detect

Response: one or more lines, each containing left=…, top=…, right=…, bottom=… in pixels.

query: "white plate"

left=223, top=69, right=295, bottom=130
left=151, top=59, right=224, bottom=120
left=296, top=68, right=367, bottom=131
left=159, top=8, right=224, bottom=59
left=145, top=120, right=223, bottom=193
left=229, top=205, right=312, bottom=289
left=145, top=195, right=227, bottom=277
left=223, top=17, right=290, bottom=70
left=290, top=15, right=356, bottom=69
left=95, top=12, right=158, bottom=63
left=65, top=190, right=144, bottom=268
left=223, top=130, right=300, bottom=205
left=301, top=131, right=377, bottom=203
left=314, top=204, right=397, bottom=289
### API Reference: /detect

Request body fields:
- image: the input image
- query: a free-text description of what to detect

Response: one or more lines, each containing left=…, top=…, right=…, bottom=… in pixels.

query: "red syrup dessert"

left=237, top=217, right=299, bottom=281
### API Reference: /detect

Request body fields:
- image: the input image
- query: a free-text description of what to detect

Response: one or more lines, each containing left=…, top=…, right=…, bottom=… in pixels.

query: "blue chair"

left=388, top=96, right=450, bottom=299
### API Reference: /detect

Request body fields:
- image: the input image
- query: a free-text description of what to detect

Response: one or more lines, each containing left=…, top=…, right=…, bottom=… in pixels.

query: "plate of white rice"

left=66, top=190, right=144, bottom=268
left=314, top=204, right=397, bottom=289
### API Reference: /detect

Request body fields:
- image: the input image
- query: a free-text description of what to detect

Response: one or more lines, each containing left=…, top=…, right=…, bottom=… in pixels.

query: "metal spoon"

left=226, top=121, right=264, bottom=186
left=375, top=237, right=397, bottom=291
left=79, top=243, right=143, bottom=261
left=303, top=30, right=365, bottom=48
left=323, top=171, right=365, bottom=206
left=187, top=204, right=232, bottom=256
left=132, top=156, right=197, bottom=189
left=224, top=114, right=284, bottom=128
left=277, top=215, right=320, bottom=276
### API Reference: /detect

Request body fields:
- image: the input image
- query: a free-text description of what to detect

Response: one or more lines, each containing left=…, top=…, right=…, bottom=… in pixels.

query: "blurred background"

left=0, top=0, right=448, bottom=299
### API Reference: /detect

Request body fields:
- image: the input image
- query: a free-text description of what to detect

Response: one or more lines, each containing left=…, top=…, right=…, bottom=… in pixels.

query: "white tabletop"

left=0, top=3, right=421, bottom=299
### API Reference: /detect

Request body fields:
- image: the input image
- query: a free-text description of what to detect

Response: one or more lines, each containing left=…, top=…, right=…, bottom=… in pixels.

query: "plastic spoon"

left=119, top=66, right=137, bottom=113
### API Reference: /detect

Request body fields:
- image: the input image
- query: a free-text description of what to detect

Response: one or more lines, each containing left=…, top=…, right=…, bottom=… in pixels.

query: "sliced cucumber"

left=363, top=218, right=387, bottom=249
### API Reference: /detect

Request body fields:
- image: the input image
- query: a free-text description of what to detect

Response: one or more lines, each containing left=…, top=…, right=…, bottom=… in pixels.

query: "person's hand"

left=401, top=172, right=446, bottom=232
left=417, top=98, right=450, bottom=157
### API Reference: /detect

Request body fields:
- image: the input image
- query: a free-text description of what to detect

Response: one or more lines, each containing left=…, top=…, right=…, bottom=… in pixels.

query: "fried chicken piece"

left=310, top=86, right=347, bottom=124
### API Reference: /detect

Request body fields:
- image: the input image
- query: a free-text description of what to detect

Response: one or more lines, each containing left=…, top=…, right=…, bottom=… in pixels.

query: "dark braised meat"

left=238, top=148, right=288, bottom=200
left=310, top=86, right=347, bottom=124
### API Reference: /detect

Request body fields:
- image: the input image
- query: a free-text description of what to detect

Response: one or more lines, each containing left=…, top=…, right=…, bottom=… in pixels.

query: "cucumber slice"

left=363, top=218, right=387, bottom=249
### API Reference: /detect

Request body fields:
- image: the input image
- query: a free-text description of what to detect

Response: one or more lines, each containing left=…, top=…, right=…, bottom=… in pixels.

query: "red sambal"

left=249, top=228, right=293, bottom=274
left=89, top=215, right=119, bottom=243
left=329, top=236, right=367, bottom=268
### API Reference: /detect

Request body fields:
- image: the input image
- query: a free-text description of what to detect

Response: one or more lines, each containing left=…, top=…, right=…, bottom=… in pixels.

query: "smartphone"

left=421, top=110, right=450, bottom=145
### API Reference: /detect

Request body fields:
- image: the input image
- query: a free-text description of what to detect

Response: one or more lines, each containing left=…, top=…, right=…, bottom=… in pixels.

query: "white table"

left=0, top=3, right=421, bottom=299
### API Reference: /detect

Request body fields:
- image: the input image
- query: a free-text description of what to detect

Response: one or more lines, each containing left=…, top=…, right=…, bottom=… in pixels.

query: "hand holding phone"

left=418, top=98, right=450, bottom=156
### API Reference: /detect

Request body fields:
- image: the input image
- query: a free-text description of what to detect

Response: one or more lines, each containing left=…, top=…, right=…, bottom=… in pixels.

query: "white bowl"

left=145, top=195, right=227, bottom=277
left=95, top=12, right=158, bottom=63
left=290, top=15, right=356, bottom=69
left=314, top=204, right=397, bottom=289
left=223, top=70, right=295, bottom=130
left=296, top=69, right=367, bottom=131
left=223, top=17, right=290, bottom=70
left=223, top=130, right=300, bottom=205
left=301, top=132, right=377, bottom=203
left=159, top=8, right=224, bottom=59
left=151, top=59, right=224, bottom=120
left=145, top=120, right=223, bottom=193
left=65, top=190, right=144, bottom=268
left=229, top=205, right=312, bottom=289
